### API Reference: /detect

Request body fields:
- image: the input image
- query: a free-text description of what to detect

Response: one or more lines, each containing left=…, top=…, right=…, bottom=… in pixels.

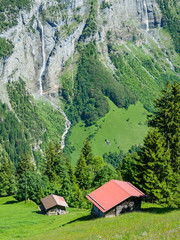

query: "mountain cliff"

left=0, top=0, right=179, bottom=165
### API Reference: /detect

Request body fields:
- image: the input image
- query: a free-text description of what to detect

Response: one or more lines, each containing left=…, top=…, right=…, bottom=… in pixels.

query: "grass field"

left=0, top=196, right=179, bottom=239
left=68, top=100, right=148, bottom=166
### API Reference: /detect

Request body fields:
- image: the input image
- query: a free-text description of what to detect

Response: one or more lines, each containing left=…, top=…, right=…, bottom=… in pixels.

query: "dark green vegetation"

left=1, top=83, right=179, bottom=209
left=107, top=40, right=179, bottom=112
left=80, top=0, right=97, bottom=40
left=65, top=41, right=136, bottom=126
left=0, top=100, right=31, bottom=166
left=0, top=0, right=31, bottom=59
left=0, top=79, right=65, bottom=168
left=0, top=38, right=13, bottom=59
left=67, top=100, right=148, bottom=166
left=157, top=0, right=180, bottom=53
left=119, top=82, right=180, bottom=207
left=0, top=196, right=179, bottom=240
left=0, top=0, right=31, bottom=33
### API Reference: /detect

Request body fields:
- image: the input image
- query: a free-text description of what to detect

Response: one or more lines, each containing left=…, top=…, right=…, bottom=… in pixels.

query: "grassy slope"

left=67, top=28, right=180, bottom=166
left=0, top=196, right=179, bottom=240
left=69, top=100, right=148, bottom=166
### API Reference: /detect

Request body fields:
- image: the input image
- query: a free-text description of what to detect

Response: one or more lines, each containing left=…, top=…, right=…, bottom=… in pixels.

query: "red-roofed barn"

left=86, top=180, right=146, bottom=217
left=40, top=194, right=69, bottom=216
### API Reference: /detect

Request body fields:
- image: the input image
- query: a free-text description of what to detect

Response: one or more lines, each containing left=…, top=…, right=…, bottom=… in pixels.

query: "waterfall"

left=46, top=99, right=71, bottom=150
left=143, top=0, right=149, bottom=32
left=37, top=1, right=45, bottom=95
left=72, top=37, right=74, bottom=83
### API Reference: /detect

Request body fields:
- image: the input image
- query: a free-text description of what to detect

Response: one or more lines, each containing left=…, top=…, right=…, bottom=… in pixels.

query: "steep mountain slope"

left=0, top=0, right=179, bottom=165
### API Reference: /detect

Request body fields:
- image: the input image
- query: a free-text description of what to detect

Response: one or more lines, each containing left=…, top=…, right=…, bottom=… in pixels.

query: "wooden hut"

left=40, top=194, right=69, bottom=216
left=86, top=180, right=146, bottom=218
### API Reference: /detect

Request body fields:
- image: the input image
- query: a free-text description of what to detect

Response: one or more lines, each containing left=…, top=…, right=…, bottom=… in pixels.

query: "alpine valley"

left=0, top=1, right=180, bottom=238
left=0, top=0, right=179, bottom=170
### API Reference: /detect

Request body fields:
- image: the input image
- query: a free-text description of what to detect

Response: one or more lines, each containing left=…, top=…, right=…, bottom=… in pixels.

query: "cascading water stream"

left=36, top=1, right=71, bottom=149
left=46, top=99, right=71, bottom=149
left=37, top=1, right=45, bottom=95
left=143, top=0, right=149, bottom=32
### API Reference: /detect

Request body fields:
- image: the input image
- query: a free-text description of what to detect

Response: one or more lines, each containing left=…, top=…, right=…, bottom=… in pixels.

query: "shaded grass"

left=68, top=100, right=148, bottom=166
left=0, top=196, right=179, bottom=239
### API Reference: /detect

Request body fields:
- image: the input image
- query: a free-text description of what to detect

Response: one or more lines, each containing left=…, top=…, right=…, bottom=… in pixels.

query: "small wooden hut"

left=40, top=194, right=69, bottom=216
left=86, top=180, right=146, bottom=218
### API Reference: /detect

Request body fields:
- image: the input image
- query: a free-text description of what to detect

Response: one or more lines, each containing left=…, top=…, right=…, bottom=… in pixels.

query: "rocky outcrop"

left=0, top=0, right=162, bottom=98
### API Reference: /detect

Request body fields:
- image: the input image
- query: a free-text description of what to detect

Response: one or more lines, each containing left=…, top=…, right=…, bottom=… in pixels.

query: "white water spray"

left=37, top=1, right=45, bottom=95
left=72, top=37, right=74, bottom=83
left=143, top=0, right=149, bottom=32
left=46, top=99, right=71, bottom=149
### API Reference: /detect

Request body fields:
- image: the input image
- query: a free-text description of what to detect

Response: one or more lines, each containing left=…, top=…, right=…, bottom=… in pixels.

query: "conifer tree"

left=148, top=82, right=180, bottom=206
left=75, top=153, right=88, bottom=189
left=149, top=81, right=180, bottom=174
left=0, top=157, right=16, bottom=196
left=16, top=153, right=35, bottom=178
left=134, top=129, right=174, bottom=205
left=70, top=183, right=86, bottom=208
left=65, top=158, right=76, bottom=183
left=81, top=139, right=94, bottom=165
left=44, top=142, right=61, bottom=182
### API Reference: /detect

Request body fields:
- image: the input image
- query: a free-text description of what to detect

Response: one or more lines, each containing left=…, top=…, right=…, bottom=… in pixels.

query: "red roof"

left=86, top=180, right=145, bottom=213
left=41, top=194, right=68, bottom=210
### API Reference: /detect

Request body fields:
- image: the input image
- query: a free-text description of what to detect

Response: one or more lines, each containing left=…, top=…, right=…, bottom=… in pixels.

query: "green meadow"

left=0, top=196, right=179, bottom=239
left=68, top=100, right=148, bottom=166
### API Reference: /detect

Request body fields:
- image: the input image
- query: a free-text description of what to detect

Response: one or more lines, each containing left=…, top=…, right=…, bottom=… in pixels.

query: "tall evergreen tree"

left=44, top=142, right=61, bottom=182
left=148, top=82, right=180, bottom=206
left=134, top=129, right=174, bottom=205
left=17, top=171, right=49, bottom=204
left=16, top=153, right=35, bottom=178
left=75, top=153, right=88, bottom=189
left=81, top=139, right=94, bottom=165
left=0, top=156, right=16, bottom=196
left=149, top=81, right=180, bottom=173
left=44, top=142, right=72, bottom=202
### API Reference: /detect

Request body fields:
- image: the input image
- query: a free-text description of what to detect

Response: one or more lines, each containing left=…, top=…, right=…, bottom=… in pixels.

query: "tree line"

left=0, top=81, right=179, bottom=208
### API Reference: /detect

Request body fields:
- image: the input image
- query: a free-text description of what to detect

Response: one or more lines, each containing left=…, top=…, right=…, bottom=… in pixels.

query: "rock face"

left=0, top=0, right=162, bottom=99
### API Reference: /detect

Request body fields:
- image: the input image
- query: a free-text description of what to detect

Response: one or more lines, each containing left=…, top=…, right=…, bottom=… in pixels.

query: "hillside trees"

left=0, top=100, right=31, bottom=166
left=44, top=142, right=72, bottom=203
left=134, top=129, right=174, bottom=205
left=0, top=146, right=16, bottom=196
left=148, top=81, right=180, bottom=174
left=123, top=82, right=180, bottom=207
left=157, top=0, right=180, bottom=53
left=67, top=41, right=136, bottom=126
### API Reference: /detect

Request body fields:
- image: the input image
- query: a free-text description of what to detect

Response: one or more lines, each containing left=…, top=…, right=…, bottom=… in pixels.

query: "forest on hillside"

left=0, top=82, right=179, bottom=208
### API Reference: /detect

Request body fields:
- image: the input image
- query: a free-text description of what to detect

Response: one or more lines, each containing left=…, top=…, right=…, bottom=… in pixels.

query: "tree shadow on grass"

left=32, top=211, right=43, bottom=214
left=3, top=200, right=18, bottom=205
left=60, top=215, right=94, bottom=227
left=141, top=207, right=177, bottom=214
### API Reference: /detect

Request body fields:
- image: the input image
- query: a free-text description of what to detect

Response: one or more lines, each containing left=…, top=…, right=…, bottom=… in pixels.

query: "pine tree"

left=149, top=81, right=180, bottom=174
left=65, top=158, right=76, bottom=183
left=16, top=153, right=35, bottom=178
left=81, top=139, right=94, bottom=165
left=135, top=129, right=174, bottom=205
left=70, top=183, right=85, bottom=208
left=75, top=153, right=88, bottom=189
left=44, top=142, right=61, bottom=182
left=0, top=157, right=16, bottom=196
left=148, top=82, right=180, bottom=207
